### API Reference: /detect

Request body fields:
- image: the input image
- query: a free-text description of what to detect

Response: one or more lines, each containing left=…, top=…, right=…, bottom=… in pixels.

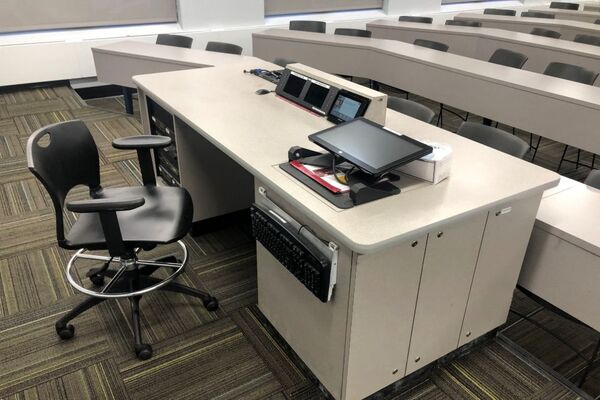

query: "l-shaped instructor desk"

left=454, top=12, right=600, bottom=40
left=526, top=7, right=600, bottom=24
left=133, top=61, right=558, bottom=399
left=367, top=20, right=600, bottom=76
left=252, top=29, right=600, bottom=156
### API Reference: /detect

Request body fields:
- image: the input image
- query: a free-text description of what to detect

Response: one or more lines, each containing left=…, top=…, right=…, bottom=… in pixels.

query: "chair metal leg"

left=557, top=145, right=569, bottom=172
left=531, top=137, right=543, bottom=162
left=137, top=275, right=219, bottom=311
left=55, top=296, right=108, bottom=339
left=129, top=295, right=152, bottom=360
left=122, top=87, right=134, bottom=115
left=437, top=104, right=443, bottom=127
left=576, top=150, right=581, bottom=169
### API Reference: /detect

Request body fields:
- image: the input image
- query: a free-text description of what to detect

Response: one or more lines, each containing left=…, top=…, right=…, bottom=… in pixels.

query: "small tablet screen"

left=282, top=73, right=306, bottom=98
left=304, top=81, right=330, bottom=109
left=328, top=91, right=369, bottom=123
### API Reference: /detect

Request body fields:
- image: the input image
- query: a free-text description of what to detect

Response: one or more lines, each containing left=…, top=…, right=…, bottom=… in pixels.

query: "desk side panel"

left=255, top=184, right=353, bottom=399
left=519, top=227, right=600, bottom=332
left=459, top=194, right=542, bottom=347
left=343, top=236, right=426, bottom=400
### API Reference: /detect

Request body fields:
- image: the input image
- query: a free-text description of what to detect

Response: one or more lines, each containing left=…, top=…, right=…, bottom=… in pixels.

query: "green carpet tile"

left=0, top=84, right=595, bottom=400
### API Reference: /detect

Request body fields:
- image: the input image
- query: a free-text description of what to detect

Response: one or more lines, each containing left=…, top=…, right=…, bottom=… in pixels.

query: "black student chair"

left=388, top=96, right=436, bottom=124
left=26, top=121, right=219, bottom=361
left=549, top=2, right=579, bottom=10
left=205, top=41, right=243, bottom=55
left=156, top=34, right=193, bottom=48
left=596, top=19, right=600, bottom=25
left=399, top=16, right=433, bottom=24
left=413, top=39, right=449, bottom=52
left=531, top=63, right=599, bottom=169
left=574, top=34, right=600, bottom=47
left=484, top=8, right=517, bottom=16
left=521, top=11, right=556, bottom=18
left=488, top=48, right=528, bottom=69
left=289, top=20, right=326, bottom=33
left=334, top=28, right=372, bottom=38
left=585, top=170, right=600, bottom=189
left=530, top=27, right=562, bottom=38
left=445, top=20, right=482, bottom=27
left=273, top=57, right=296, bottom=67
left=457, top=122, right=529, bottom=159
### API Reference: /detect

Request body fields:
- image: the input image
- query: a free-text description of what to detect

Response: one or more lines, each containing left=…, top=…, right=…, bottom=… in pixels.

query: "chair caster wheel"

left=89, top=274, right=105, bottom=287
left=135, top=344, right=153, bottom=360
left=56, top=323, right=75, bottom=340
left=203, top=297, right=219, bottom=312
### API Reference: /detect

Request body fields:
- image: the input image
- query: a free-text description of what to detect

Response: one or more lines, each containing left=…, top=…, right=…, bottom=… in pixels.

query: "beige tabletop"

left=93, top=40, right=254, bottom=69
left=367, top=19, right=600, bottom=61
left=455, top=12, right=600, bottom=39
left=536, top=180, right=600, bottom=257
left=527, top=8, right=600, bottom=23
left=133, top=62, right=558, bottom=254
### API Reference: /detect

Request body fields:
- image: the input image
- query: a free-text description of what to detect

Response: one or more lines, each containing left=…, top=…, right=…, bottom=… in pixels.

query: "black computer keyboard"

left=250, top=204, right=332, bottom=302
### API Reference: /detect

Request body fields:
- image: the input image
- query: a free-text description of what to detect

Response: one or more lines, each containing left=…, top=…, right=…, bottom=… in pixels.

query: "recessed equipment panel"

left=276, top=69, right=338, bottom=115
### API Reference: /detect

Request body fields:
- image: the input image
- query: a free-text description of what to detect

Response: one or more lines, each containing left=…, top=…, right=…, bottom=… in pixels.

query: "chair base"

left=58, top=249, right=218, bottom=360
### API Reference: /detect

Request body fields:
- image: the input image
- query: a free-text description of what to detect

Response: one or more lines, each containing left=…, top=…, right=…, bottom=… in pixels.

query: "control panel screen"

left=304, top=81, right=330, bottom=110
left=283, top=73, right=306, bottom=98
left=327, top=90, right=369, bottom=124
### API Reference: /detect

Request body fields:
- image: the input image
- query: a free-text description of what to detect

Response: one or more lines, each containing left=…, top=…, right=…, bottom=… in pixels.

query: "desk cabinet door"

left=459, top=195, right=541, bottom=347
left=406, top=212, right=487, bottom=375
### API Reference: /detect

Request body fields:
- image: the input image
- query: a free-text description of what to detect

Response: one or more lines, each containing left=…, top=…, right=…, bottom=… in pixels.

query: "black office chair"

left=574, top=34, right=600, bottom=47
left=521, top=11, right=556, bottom=18
left=289, top=20, right=326, bottom=33
left=388, top=96, right=436, bottom=124
left=483, top=8, right=517, bottom=16
left=596, top=19, right=600, bottom=25
left=156, top=34, right=193, bottom=49
left=205, top=41, right=243, bottom=55
left=488, top=48, right=528, bottom=69
left=399, top=16, right=433, bottom=24
left=457, top=122, right=529, bottom=159
left=532, top=63, right=599, bottom=169
left=550, top=2, right=579, bottom=10
left=445, top=20, right=482, bottom=27
left=334, top=28, right=372, bottom=38
left=26, top=120, right=218, bottom=361
left=530, top=27, right=562, bottom=38
left=413, top=39, right=449, bottom=52
left=585, top=170, right=600, bottom=189
left=273, top=57, right=296, bottom=67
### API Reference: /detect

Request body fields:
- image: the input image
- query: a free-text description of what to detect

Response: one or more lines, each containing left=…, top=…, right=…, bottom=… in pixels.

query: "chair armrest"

left=112, top=135, right=171, bottom=150
left=66, top=197, right=145, bottom=213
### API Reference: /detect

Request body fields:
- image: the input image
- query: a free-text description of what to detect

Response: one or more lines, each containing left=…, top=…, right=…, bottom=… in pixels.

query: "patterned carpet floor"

left=0, top=83, right=597, bottom=400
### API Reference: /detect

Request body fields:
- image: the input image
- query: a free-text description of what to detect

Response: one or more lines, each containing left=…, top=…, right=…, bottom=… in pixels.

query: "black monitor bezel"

left=326, top=89, right=371, bottom=124
left=309, top=118, right=433, bottom=176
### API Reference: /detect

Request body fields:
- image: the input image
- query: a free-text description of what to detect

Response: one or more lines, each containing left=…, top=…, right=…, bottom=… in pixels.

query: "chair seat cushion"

left=65, top=186, right=193, bottom=250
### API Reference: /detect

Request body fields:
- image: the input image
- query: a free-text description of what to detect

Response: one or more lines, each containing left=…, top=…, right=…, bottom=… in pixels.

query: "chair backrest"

left=334, top=28, right=372, bottom=38
left=584, top=170, right=600, bottom=189
left=596, top=19, right=600, bottom=25
left=530, top=27, right=562, bottom=38
left=273, top=57, right=296, bottom=67
left=549, top=2, right=579, bottom=10
left=399, top=16, right=433, bottom=24
left=488, top=48, right=528, bottom=69
left=574, top=34, right=600, bottom=47
left=413, top=39, right=449, bottom=52
left=26, top=120, right=101, bottom=244
left=521, top=11, right=556, bottom=18
left=483, top=8, right=517, bottom=16
left=445, top=20, right=482, bottom=27
left=457, top=122, right=529, bottom=159
left=205, top=41, right=243, bottom=55
left=387, top=96, right=436, bottom=124
left=156, top=34, right=193, bottom=49
left=289, top=20, right=326, bottom=33
left=543, top=62, right=599, bottom=85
